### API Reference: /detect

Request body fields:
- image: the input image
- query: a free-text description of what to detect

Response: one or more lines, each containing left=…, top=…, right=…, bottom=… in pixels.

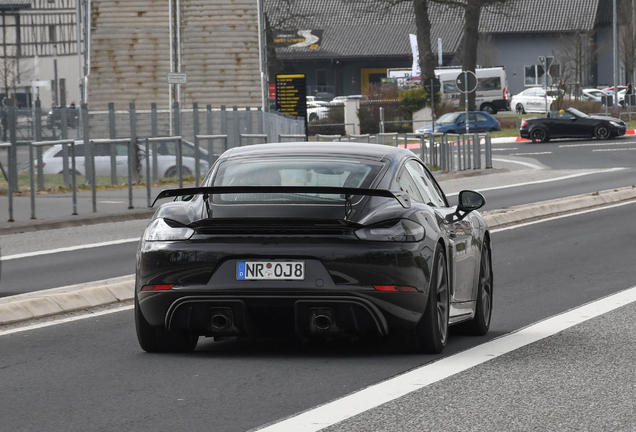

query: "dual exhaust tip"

left=210, top=309, right=233, bottom=331
left=210, top=307, right=337, bottom=333
left=311, top=308, right=336, bottom=332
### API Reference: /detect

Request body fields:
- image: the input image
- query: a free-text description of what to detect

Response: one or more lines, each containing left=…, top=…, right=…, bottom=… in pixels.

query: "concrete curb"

left=483, top=185, right=636, bottom=228
left=2, top=185, right=636, bottom=326
left=0, top=210, right=156, bottom=235
left=0, top=276, right=134, bottom=326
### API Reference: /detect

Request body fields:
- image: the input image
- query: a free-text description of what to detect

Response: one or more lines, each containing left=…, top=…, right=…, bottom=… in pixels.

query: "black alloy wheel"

left=515, top=103, right=525, bottom=114
left=135, top=295, right=198, bottom=353
left=594, top=124, right=611, bottom=140
left=403, top=246, right=450, bottom=354
left=530, top=128, right=548, bottom=143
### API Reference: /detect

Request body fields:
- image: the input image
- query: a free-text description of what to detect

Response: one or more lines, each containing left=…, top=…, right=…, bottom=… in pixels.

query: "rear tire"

left=402, top=246, right=449, bottom=354
left=530, top=128, right=549, bottom=143
left=135, top=295, right=198, bottom=353
left=480, top=103, right=496, bottom=114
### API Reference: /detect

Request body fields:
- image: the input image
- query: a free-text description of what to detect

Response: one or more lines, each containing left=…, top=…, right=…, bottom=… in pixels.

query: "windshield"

left=212, top=158, right=383, bottom=203
left=568, top=108, right=589, bottom=118
left=436, top=112, right=462, bottom=124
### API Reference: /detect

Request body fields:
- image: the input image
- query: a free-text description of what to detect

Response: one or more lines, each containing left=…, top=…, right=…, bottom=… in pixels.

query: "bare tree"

left=428, top=0, right=513, bottom=109
left=0, top=47, right=33, bottom=103
left=553, top=20, right=596, bottom=99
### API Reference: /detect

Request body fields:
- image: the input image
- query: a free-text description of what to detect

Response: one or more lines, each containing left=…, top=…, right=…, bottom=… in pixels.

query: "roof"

left=266, top=0, right=603, bottom=60
left=0, top=0, right=31, bottom=10
left=480, top=0, right=599, bottom=34
left=266, top=0, right=463, bottom=59
left=223, top=141, right=411, bottom=161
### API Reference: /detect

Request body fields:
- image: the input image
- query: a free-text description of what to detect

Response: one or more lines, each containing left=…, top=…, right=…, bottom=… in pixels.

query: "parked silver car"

left=39, top=141, right=208, bottom=178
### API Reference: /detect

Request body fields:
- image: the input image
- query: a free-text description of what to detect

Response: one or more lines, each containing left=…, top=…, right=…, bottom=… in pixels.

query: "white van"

left=434, top=67, right=510, bottom=114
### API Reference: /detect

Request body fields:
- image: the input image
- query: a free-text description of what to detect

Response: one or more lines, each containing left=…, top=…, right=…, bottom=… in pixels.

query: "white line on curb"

left=253, top=285, right=636, bottom=432
left=0, top=238, right=140, bottom=261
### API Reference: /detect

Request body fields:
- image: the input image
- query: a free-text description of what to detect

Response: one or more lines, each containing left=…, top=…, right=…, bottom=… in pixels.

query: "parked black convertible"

left=135, top=142, right=493, bottom=354
left=520, top=107, right=627, bottom=143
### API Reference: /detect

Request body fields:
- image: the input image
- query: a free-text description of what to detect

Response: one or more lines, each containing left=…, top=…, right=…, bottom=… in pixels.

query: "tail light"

left=503, top=88, right=507, bottom=100
left=141, top=284, right=174, bottom=291
left=34, top=162, right=46, bottom=168
left=373, top=285, right=418, bottom=292
left=521, top=120, right=528, bottom=128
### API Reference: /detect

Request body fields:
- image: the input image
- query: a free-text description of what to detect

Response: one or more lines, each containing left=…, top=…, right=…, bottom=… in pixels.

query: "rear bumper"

left=137, top=290, right=426, bottom=338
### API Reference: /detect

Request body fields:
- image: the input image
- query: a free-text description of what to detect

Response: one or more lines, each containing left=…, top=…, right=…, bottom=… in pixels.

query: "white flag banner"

left=409, top=34, right=420, bottom=77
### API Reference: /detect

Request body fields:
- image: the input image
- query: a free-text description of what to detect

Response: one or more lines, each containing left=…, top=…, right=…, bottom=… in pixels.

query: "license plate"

left=237, top=261, right=305, bottom=280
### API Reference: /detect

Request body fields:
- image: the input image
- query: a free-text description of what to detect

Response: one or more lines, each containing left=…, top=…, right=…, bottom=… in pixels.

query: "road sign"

left=456, top=71, right=477, bottom=93
left=424, top=78, right=441, bottom=95
left=545, top=56, right=554, bottom=74
left=167, top=73, right=188, bottom=84
left=275, top=74, right=307, bottom=118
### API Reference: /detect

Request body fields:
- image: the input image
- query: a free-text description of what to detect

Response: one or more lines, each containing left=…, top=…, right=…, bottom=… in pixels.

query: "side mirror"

left=445, top=190, right=485, bottom=223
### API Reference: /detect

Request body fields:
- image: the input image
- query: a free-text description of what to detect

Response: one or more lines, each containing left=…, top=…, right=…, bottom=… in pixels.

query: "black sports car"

left=520, top=107, right=627, bottom=143
left=135, top=142, right=493, bottom=354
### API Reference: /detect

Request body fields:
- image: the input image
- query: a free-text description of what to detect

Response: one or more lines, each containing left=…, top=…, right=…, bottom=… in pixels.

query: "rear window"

left=212, top=158, right=384, bottom=203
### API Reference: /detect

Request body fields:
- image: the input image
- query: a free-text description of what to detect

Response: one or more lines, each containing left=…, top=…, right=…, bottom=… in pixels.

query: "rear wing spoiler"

left=152, top=186, right=411, bottom=209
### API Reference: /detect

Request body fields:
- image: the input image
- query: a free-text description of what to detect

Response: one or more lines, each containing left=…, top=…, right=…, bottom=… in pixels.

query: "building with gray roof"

left=266, top=0, right=626, bottom=98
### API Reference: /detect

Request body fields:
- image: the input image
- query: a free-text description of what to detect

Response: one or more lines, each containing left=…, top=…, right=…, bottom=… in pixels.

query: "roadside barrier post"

left=1, top=143, right=14, bottom=221
left=145, top=138, right=151, bottom=207
left=474, top=133, right=481, bottom=169
left=108, top=103, right=117, bottom=185
left=28, top=142, right=36, bottom=219
left=34, top=101, right=44, bottom=191
left=195, top=135, right=228, bottom=168
left=485, top=134, right=493, bottom=169
left=151, top=103, right=159, bottom=182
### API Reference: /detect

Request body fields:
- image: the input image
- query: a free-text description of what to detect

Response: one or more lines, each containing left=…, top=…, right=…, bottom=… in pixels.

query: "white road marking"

left=254, top=284, right=636, bottom=432
left=509, top=152, right=552, bottom=156
left=491, top=148, right=519, bottom=151
left=491, top=158, right=544, bottom=169
left=0, top=238, right=140, bottom=261
left=559, top=141, right=634, bottom=148
left=593, top=148, right=636, bottom=152
left=445, top=167, right=627, bottom=197
left=509, top=152, right=553, bottom=156
left=0, top=305, right=134, bottom=336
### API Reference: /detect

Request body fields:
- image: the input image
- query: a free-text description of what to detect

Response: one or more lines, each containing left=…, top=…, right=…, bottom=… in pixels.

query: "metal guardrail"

left=278, top=134, right=307, bottom=142
left=346, top=134, right=371, bottom=143
left=30, top=139, right=79, bottom=217
left=239, top=133, right=268, bottom=146
left=376, top=132, right=399, bottom=146
left=315, top=134, right=342, bottom=142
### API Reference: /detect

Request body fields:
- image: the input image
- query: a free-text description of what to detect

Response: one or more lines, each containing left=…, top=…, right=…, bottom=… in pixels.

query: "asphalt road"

left=1, top=201, right=634, bottom=431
